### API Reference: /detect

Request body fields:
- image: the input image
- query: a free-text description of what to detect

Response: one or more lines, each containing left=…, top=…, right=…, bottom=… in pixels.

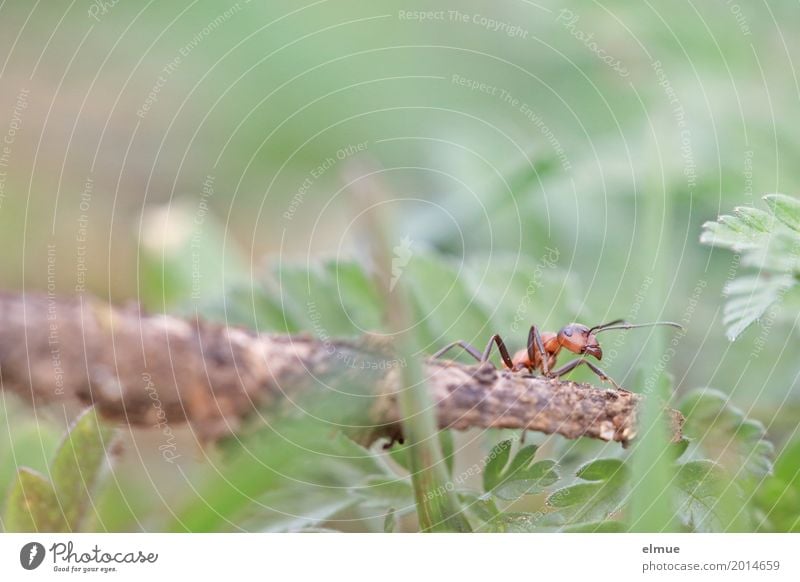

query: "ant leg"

left=431, top=340, right=483, bottom=363
left=549, top=358, right=629, bottom=392
left=527, top=325, right=549, bottom=375
left=482, top=334, right=515, bottom=369
left=433, top=335, right=514, bottom=369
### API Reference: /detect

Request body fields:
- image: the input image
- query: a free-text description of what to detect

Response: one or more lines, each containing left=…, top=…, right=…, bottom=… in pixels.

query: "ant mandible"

left=431, top=319, right=682, bottom=392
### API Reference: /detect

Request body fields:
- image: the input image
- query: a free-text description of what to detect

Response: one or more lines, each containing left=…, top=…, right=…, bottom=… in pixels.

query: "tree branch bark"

left=0, top=292, right=683, bottom=446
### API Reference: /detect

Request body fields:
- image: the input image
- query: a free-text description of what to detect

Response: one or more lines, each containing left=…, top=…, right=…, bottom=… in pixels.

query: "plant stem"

left=347, top=164, right=471, bottom=531
left=392, top=311, right=472, bottom=532
left=628, top=136, right=679, bottom=532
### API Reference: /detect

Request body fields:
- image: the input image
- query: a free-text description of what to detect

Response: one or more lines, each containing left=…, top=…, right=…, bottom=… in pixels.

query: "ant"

left=431, top=319, right=682, bottom=392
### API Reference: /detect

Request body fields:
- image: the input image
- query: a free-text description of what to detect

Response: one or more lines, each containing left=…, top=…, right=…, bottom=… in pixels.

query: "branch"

left=0, top=292, right=683, bottom=446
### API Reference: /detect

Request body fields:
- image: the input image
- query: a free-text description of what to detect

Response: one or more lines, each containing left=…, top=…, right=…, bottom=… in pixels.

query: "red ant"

left=431, top=319, right=682, bottom=391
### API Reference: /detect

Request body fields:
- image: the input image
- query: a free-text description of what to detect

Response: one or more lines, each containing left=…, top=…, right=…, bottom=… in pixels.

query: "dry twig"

left=0, top=292, right=683, bottom=446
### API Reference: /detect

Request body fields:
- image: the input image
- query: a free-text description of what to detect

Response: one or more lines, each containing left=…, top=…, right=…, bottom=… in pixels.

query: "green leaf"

left=676, top=388, right=775, bottom=531
left=2, top=408, right=115, bottom=533
left=482, top=440, right=559, bottom=501
left=679, top=388, right=773, bottom=483
left=547, top=482, right=604, bottom=508
left=701, top=195, right=800, bottom=341
left=173, top=423, right=400, bottom=532
left=241, top=485, right=357, bottom=533
left=754, top=438, right=800, bottom=532
left=458, top=491, right=500, bottom=525
left=576, top=458, right=626, bottom=481
left=699, top=219, right=769, bottom=252
left=271, top=261, right=357, bottom=336
left=733, top=206, right=774, bottom=232
left=261, top=251, right=499, bottom=350
left=506, top=444, right=539, bottom=476
left=673, top=460, right=731, bottom=532
left=383, top=509, right=396, bottom=533
left=721, top=275, right=793, bottom=340
left=482, top=440, right=513, bottom=492
left=405, top=251, right=494, bottom=349
left=671, top=437, right=690, bottom=460
left=493, top=461, right=559, bottom=500
left=207, top=283, right=295, bottom=332
left=0, top=400, right=61, bottom=498
left=545, top=458, right=628, bottom=526
left=477, top=512, right=544, bottom=533
left=352, top=476, right=414, bottom=510
left=763, top=193, right=800, bottom=232
left=563, top=520, right=626, bottom=533
left=3, top=468, right=61, bottom=532
left=50, top=409, right=116, bottom=531
left=324, top=259, right=384, bottom=332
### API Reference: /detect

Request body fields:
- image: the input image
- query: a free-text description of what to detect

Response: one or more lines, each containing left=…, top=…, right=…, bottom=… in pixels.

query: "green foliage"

left=467, top=440, right=617, bottom=532
left=383, top=509, right=397, bottom=533
left=720, top=275, right=794, bottom=342
left=4, top=469, right=61, bottom=532
left=352, top=477, right=414, bottom=511
left=628, top=371, right=679, bottom=532
left=213, top=250, right=577, bottom=354
left=169, top=252, right=570, bottom=532
left=0, top=399, right=61, bottom=498
left=7, top=248, right=781, bottom=534
left=208, top=253, right=499, bottom=345
left=546, top=458, right=628, bottom=524
left=673, top=460, right=731, bottom=532
left=563, top=520, right=626, bottom=533
left=3, top=409, right=115, bottom=532
left=172, top=421, right=414, bottom=532
left=389, top=431, right=455, bottom=477
left=390, top=307, right=472, bottom=533
left=50, top=409, right=117, bottom=530
left=478, top=512, right=546, bottom=533
left=754, top=438, right=800, bottom=532
left=196, top=255, right=785, bottom=533
left=675, top=387, right=776, bottom=531
left=679, top=388, right=774, bottom=484
left=764, top=194, right=800, bottom=232
left=701, top=194, right=800, bottom=340
left=472, top=453, right=632, bottom=532
left=482, top=440, right=559, bottom=501
left=466, top=382, right=780, bottom=533
left=2, top=0, right=799, bottom=536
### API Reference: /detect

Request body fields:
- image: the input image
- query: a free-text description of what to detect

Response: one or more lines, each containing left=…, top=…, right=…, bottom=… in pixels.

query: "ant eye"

left=563, top=328, right=573, bottom=337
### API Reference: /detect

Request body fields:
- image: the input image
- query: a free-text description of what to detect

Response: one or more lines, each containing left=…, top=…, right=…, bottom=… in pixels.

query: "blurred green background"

left=1, top=0, right=799, bottom=531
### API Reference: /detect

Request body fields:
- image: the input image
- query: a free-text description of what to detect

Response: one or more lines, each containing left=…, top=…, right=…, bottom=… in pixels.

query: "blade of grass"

left=627, top=143, right=679, bottom=532
left=346, top=163, right=471, bottom=531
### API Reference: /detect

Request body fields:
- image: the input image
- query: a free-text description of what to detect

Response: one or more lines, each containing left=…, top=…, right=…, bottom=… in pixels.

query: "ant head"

left=557, top=323, right=602, bottom=359
left=570, top=318, right=684, bottom=359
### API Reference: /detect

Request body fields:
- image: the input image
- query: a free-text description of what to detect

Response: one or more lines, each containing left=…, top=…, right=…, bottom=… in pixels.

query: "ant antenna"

left=587, top=319, right=625, bottom=333
left=589, top=320, right=684, bottom=334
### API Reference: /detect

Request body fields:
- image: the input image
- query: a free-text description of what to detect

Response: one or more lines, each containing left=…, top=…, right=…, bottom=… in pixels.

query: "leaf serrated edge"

left=763, top=193, right=800, bottom=232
